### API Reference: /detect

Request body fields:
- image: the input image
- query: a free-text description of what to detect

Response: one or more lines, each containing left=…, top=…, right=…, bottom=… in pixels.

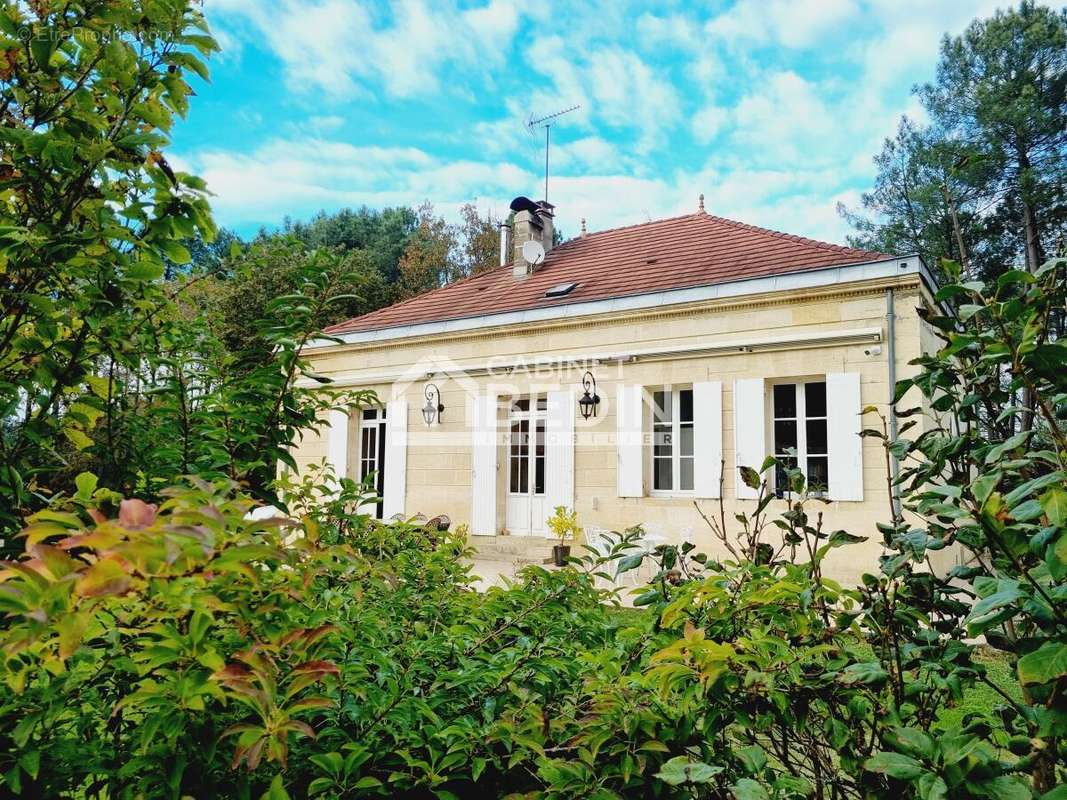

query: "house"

left=294, top=196, right=941, bottom=585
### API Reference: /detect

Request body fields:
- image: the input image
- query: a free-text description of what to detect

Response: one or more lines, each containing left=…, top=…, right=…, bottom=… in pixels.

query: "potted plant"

left=546, top=506, right=580, bottom=566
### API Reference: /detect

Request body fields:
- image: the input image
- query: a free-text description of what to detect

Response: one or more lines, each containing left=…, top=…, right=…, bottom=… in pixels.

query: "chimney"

left=509, top=197, right=555, bottom=278
left=498, top=221, right=510, bottom=267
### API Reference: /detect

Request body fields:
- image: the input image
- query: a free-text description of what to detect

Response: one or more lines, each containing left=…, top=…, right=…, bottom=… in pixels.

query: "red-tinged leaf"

left=269, top=734, right=289, bottom=768
left=2, top=561, right=51, bottom=588
left=22, top=521, right=77, bottom=547
left=56, top=612, right=89, bottom=659
left=87, top=508, right=108, bottom=524
left=30, top=544, right=79, bottom=579
left=230, top=732, right=265, bottom=771
left=277, top=627, right=335, bottom=652
left=245, top=736, right=267, bottom=770
left=57, top=527, right=122, bottom=551
left=118, top=499, right=158, bottom=529
left=75, top=557, right=130, bottom=598
left=302, top=624, right=338, bottom=647
left=291, top=660, right=339, bottom=676
left=286, top=672, right=333, bottom=698
left=280, top=719, right=316, bottom=739
left=212, top=664, right=253, bottom=686
left=220, top=723, right=259, bottom=739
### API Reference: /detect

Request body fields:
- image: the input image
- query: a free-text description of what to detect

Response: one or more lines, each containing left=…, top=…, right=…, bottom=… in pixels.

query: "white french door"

left=358, top=407, right=388, bottom=518
left=506, top=395, right=547, bottom=535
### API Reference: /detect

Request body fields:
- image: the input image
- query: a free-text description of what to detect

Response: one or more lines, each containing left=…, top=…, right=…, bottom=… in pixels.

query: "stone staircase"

left=465, top=535, right=556, bottom=569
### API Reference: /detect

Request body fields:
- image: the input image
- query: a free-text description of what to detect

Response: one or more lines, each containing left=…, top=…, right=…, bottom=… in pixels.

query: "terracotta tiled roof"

left=326, top=211, right=889, bottom=335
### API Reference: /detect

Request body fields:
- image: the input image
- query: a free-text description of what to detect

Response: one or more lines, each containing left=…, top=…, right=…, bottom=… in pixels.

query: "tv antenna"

left=526, top=104, right=579, bottom=204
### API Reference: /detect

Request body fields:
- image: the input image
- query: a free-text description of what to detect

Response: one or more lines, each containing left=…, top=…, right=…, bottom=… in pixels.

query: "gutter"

left=295, top=326, right=883, bottom=389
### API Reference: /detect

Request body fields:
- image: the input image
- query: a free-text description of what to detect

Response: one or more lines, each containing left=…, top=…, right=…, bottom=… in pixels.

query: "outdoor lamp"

left=578, top=371, right=600, bottom=420
left=422, top=383, right=444, bottom=425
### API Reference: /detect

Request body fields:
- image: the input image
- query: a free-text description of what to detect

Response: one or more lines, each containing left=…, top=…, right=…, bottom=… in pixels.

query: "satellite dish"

left=521, top=240, right=546, bottom=266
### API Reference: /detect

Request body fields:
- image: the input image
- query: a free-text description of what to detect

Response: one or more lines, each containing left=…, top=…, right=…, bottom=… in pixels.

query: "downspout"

left=886, top=287, right=902, bottom=521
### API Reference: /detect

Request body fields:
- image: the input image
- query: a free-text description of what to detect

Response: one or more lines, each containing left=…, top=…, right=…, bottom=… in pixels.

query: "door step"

left=467, top=535, right=556, bottom=564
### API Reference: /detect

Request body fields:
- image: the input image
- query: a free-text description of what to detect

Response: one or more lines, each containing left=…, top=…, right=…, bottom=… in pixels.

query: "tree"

left=163, top=227, right=242, bottom=279
left=396, top=201, right=504, bottom=300
left=396, top=201, right=460, bottom=298
left=922, top=1, right=1067, bottom=272
left=283, top=205, right=417, bottom=284
left=102, top=246, right=367, bottom=500
left=0, top=1, right=217, bottom=538
left=844, top=2, right=1067, bottom=280
left=458, top=202, right=502, bottom=276
left=189, top=237, right=390, bottom=369
left=839, top=119, right=1012, bottom=277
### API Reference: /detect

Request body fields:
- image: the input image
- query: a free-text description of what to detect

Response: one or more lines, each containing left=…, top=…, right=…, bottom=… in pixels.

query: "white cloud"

left=555, top=137, right=625, bottom=172
left=181, top=131, right=868, bottom=248
left=187, top=0, right=1013, bottom=251
left=855, top=0, right=1008, bottom=88
left=729, top=72, right=843, bottom=163
left=707, top=0, right=859, bottom=49
left=691, top=104, right=728, bottom=144
left=307, top=115, right=346, bottom=134
left=635, top=12, right=700, bottom=51
left=181, top=138, right=531, bottom=227
left=524, top=38, right=680, bottom=154
left=210, top=0, right=522, bottom=98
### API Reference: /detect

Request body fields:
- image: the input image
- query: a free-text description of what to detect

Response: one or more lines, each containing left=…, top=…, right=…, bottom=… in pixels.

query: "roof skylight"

left=544, top=281, right=578, bottom=298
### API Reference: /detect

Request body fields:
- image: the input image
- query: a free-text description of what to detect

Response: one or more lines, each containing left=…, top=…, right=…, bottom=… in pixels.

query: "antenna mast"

left=526, top=104, right=579, bottom=204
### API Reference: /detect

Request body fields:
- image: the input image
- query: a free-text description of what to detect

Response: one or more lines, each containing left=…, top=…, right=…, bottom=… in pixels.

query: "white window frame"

left=506, top=394, right=547, bottom=499
left=770, top=379, right=829, bottom=497
left=649, top=386, right=695, bottom=497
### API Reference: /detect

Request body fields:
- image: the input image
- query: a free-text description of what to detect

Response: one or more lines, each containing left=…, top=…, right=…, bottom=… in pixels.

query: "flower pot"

left=551, top=544, right=571, bottom=567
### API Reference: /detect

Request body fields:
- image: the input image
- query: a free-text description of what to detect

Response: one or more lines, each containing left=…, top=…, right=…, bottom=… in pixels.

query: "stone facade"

left=293, top=270, right=948, bottom=587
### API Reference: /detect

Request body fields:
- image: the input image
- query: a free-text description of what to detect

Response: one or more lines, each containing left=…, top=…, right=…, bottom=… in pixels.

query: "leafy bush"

left=0, top=1, right=218, bottom=537
left=1, top=3, right=1063, bottom=797
left=864, top=257, right=1067, bottom=796
left=0, top=475, right=628, bottom=797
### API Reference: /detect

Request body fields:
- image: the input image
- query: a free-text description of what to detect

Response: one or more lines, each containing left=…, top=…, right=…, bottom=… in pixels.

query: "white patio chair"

left=628, top=523, right=669, bottom=585
left=583, top=526, right=617, bottom=589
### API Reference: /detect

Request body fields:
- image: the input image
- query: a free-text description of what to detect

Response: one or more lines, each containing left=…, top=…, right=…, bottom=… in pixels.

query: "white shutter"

left=382, top=399, right=408, bottom=518
left=733, top=378, right=765, bottom=500
left=470, top=394, right=499, bottom=535
left=827, top=372, right=863, bottom=501
left=616, top=384, right=644, bottom=497
left=693, top=381, right=722, bottom=498
left=545, top=390, right=575, bottom=517
left=326, top=408, right=349, bottom=485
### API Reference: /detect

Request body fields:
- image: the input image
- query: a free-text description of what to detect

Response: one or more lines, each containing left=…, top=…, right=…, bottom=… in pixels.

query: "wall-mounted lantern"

left=422, top=383, right=444, bottom=426
left=578, top=371, right=600, bottom=420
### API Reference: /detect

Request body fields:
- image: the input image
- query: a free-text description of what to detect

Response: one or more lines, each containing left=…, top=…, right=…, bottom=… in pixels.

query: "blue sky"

left=172, top=0, right=1005, bottom=244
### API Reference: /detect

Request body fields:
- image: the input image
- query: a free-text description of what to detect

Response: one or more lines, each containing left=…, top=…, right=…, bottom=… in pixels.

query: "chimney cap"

left=509, top=195, right=540, bottom=215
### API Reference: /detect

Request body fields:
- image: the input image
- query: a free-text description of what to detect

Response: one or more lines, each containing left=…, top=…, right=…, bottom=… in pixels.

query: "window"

left=651, top=387, right=694, bottom=493
left=772, top=381, right=828, bottom=496
left=359, top=407, right=388, bottom=517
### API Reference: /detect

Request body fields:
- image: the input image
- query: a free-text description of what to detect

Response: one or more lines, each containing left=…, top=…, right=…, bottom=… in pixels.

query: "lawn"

left=937, top=646, right=1022, bottom=731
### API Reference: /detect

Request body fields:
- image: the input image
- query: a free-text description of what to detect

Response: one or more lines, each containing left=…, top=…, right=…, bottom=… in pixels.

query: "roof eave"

left=306, top=255, right=925, bottom=350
